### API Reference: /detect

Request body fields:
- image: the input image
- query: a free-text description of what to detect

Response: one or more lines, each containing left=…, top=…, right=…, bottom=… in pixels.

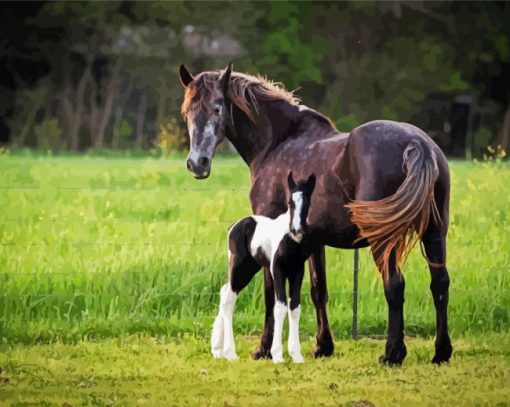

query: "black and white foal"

left=211, top=173, right=316, bottom=363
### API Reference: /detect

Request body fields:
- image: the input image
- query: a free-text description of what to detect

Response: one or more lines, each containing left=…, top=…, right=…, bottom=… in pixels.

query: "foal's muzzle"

left=290, top=228, right=304, bottom=243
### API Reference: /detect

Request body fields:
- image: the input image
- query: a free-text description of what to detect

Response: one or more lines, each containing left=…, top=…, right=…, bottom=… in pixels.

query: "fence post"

left=352, top=248, right=359, bottom=340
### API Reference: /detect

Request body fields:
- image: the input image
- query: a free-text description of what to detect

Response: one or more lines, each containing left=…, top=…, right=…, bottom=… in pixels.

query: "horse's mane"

left=181, top=70, right=301, bottom=122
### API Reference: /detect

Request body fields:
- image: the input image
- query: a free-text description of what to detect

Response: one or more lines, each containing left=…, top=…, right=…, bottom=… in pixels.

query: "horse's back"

left=347, top=120, right=449, bottom=191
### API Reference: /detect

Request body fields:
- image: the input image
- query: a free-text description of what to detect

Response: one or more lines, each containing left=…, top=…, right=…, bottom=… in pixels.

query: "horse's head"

left=179, top=63, right=232, bottom=179
left=287, top=172, right=316, bottom=243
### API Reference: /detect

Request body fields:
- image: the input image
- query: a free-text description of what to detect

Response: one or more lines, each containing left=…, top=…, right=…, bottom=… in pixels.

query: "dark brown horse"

left=179, top=63, right=452, bottom=364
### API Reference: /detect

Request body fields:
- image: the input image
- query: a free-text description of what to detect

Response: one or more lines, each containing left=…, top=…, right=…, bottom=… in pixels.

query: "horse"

left=179, top=63, right=453, bottom=365
left=211, top=172, right=316, bottom=363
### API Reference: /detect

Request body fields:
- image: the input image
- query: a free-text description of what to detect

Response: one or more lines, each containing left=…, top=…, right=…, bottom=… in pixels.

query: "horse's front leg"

left=309, top=245, right=334, bottom=357
left=252, top=267, right=274, bottom=360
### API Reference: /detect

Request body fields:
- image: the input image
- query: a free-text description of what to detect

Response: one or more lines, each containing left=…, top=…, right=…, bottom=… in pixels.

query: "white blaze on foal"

left=211, top=172, right=316, bottom=363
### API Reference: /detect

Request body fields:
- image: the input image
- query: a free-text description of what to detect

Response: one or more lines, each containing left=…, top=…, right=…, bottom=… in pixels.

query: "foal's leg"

left=270, top=262, right=288, bottom=364
left=212, top=244, right=260, bottom=360
left=375, top=249, right=407, bottom=365
left=422, top=234, right=453, bottom=364
left=288, top=263, right=305, bottom=363
left=309, top=246, right=334, bottom=357
left=252, top=266, right=275, bottom=360
left=213, top=284, right=238, bottom=360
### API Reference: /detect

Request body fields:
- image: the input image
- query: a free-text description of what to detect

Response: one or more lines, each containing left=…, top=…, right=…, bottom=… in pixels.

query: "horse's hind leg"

left=309, top=246, right=334, bottom=357
left=252, top=267, right=275, bottom=360
left=422, top=233, right=453, bottom=364
left=374, top=248, right=407, bottom=365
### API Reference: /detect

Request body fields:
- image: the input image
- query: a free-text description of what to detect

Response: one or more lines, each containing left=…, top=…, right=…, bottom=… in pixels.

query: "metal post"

left=352, top=248, right=359, bottom=340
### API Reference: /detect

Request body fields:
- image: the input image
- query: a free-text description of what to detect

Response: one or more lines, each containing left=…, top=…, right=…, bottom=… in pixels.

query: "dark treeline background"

left=1, top=1, right=509, bottom=157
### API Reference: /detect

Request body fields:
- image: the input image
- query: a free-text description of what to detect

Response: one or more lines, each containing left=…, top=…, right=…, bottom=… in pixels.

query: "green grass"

left=0, top=334, right=509, bottom=406
left=0, top=155, right=509, bottom=344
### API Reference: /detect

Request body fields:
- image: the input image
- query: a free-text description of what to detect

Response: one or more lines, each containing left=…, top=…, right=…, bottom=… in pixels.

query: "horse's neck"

left=226, top=100, right=300, bottom=166
left=227, top=99, right=336, bottom=171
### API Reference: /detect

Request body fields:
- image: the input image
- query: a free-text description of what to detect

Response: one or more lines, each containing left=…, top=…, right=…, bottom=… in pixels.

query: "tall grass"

left=0, top=155, right=509, bottom=343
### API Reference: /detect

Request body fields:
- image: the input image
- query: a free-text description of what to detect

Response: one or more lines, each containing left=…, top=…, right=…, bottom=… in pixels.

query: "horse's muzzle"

left=186, top=157, right=211, bottom=179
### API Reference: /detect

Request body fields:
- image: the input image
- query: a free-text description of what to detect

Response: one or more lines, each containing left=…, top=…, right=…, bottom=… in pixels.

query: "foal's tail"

left=346, top=139, right=441, bottom=281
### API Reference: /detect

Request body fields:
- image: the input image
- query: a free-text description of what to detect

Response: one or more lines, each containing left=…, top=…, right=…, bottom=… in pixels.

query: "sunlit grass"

left=0, top=155, right=509, bottom=343
left=0, top=334, right=509, bottom=406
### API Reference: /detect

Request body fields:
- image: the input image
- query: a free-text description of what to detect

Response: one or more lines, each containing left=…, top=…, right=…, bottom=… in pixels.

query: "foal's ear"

left=287, top=171, right=296, bottom=190
left=305, top=174, right=316, bottom=193
left=179, top=64, right=194, bottom=88
left=219, top=62, right=233, bottom=93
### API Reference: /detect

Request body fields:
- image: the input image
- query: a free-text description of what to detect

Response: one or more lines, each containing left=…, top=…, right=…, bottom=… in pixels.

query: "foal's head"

left=287, top=172, right=316, bottom=243
left=179, top=63, right=233, bottom=179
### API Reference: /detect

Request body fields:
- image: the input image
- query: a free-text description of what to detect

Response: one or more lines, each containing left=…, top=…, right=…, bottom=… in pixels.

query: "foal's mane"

left=181, top=70, right=301, bottom=122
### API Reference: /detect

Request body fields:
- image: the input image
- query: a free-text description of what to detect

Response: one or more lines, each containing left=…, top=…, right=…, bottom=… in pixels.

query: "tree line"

left=0, top=1, right=509, bottom=157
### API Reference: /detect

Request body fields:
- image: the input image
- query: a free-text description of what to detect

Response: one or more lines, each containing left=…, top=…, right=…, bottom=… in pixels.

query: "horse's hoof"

left=379, top=349, right=407, bottom=366
left=251, top=346, right=271, bottom=360
left=312, top=340, right=334, bottom=358
left=291, top=354, right=305, bottom=364
left=432, top=342, right=453, bottom=365
left=379, top=354, right=402, bottom=366
left=272, top=355, right=285, bottom=364
left=379, top=340, right=407, bottom=365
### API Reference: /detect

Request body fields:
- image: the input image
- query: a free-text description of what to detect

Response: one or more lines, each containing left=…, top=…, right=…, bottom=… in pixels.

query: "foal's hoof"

left=432, top=343, right=453, bottom=365
left=212, top=350, right=223, bottom=359
left=291, top=354, right=305, bottom=364
left=251, top=346, right=271, bottom=360
left=223, top=351, right=238, bottom=362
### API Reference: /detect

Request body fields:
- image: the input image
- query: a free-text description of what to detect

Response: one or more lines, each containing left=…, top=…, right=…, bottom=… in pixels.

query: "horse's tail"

left=345, top=139, right=441, bottom=281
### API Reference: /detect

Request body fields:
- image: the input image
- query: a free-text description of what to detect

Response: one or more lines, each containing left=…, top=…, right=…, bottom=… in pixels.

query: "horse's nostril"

left=186, top=160, right=193, bottom=171
left=200, top=157, right=209, bottom=167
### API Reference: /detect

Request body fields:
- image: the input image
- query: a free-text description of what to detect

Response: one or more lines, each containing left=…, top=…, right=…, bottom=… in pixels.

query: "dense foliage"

left=1, top=1, right=509, bottom=154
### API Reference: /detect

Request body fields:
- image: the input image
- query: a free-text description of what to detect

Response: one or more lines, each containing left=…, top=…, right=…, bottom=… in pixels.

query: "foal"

left=211, top=172, right=316, bottom=363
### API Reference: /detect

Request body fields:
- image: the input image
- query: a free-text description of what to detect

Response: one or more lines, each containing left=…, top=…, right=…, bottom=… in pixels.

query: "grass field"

left=0, top=154, right=509, bottom=405
left=0, top=154, right=509, bottom=342
left=1, top=334, right=509, bottom=405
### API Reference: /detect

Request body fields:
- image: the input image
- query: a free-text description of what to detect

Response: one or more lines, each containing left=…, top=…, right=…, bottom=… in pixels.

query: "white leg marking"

left=211, top=312, right=224, bottom=359
left=220, top=284, right=238, bottom=361
left=288, top=304, right=304, bottom=363
left=271, top=301, right=287, bottom=364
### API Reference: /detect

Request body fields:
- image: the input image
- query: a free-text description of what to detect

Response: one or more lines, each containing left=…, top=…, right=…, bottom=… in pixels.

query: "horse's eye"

left=214, top=106, right=221, bottom=115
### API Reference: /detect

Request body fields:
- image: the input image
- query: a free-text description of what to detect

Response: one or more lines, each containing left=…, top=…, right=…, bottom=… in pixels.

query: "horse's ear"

left=306, top=174, right=316, bottom=193
left=219, top=62, right=233, bottom=93
left=179, top=64, right=194, bottom=88
left=287, top=171, right=296, bottom=190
